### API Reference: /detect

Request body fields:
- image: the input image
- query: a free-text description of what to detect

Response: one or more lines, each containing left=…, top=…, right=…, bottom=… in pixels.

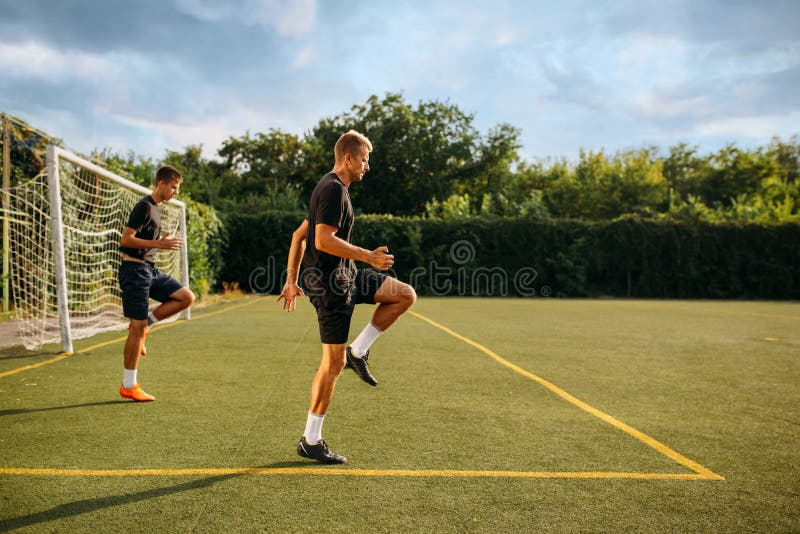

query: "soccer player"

left=118, top=165, right=195, bottom=402
left=277, top=130, right=416, bottom=464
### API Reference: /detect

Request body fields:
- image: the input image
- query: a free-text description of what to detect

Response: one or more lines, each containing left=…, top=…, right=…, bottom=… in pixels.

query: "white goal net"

left=2, top=146, right=189, bottom=352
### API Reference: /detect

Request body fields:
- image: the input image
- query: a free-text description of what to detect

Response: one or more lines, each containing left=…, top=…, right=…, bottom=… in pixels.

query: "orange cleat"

left=119, top=383, right=156, bottom=402
left=128, top=324, right=149, bottom=356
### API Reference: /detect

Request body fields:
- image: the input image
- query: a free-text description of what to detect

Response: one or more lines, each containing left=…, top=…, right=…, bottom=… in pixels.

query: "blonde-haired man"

left=277, top=130, right=416, bottom=463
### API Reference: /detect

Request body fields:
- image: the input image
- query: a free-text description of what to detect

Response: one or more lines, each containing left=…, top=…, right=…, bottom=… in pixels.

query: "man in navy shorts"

left=118, top=165, right=195, bottom=401
left=277, top=130, right=416, bottom=463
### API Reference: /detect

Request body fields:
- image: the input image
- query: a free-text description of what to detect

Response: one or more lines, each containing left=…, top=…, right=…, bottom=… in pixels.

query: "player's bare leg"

left=120, top=319, right=154, bottom=401
left=135, top=287, right=195, bottom=357
left=309, top=344, right=347, bottom=415
left=297, top=344, right=348, bottom=463
left=152, top=287, right=195, bottom=321
left=371, top=277, right=416, bottom=331
left=347, top=278, right=416, bottom=386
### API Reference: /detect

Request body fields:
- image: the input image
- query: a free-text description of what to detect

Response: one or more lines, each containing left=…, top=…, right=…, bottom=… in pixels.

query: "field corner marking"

left=408, top=310, right=724, bottom=482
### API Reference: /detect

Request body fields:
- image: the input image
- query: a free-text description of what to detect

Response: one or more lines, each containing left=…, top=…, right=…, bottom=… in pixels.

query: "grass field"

left=1, top=297, right=798, bottom=532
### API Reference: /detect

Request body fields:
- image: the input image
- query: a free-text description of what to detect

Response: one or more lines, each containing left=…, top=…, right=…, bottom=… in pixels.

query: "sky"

left=1, top=0, right=798, bottom=163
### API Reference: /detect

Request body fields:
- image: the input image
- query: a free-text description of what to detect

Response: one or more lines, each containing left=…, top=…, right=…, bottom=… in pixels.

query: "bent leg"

left=152, top=287, right=195, bottom=321
left=370, top=277, right=416, bottom=332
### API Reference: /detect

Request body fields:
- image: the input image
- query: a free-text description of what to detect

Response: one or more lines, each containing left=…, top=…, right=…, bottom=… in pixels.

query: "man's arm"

left=276, top=220, right=308, bottom=312
left=315, top=223, right=394, bottom=270
left=286, top=219, right=308, bottom=284
left=120, top=227, right=182, bottom=251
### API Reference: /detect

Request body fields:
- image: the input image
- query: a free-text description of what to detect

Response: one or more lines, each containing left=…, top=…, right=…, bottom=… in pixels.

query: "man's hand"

left=158, top=233, right=183, bottom=250
left=367, top=246, right=394, bottom=271
left=276, top=282, right=305, bottom=312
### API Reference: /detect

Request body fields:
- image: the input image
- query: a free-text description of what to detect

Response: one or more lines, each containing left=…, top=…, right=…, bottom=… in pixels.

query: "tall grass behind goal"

left=4, top=146, right=189, bottom=352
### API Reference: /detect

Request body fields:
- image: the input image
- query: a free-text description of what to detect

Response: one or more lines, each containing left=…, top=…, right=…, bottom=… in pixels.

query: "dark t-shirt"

left=120, top=195, right=161, bottom=263
left=302, top=172, right=355, bottom=292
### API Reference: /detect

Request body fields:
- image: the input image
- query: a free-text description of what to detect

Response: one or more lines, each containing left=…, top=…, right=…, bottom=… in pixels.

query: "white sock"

left=147, top=311, right=158, bottom=326
left=349, top=322, right=383, bottom=358
left=304, top=411, right=325, bottom=444
left=123, top=368, right=137, bottom=389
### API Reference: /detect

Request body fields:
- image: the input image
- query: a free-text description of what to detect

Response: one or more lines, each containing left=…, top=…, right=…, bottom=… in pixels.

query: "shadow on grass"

left=0, top=460, right=337, bottom=530
left=261, top=460, right=316, bottom=468
left=0, top=346, right=56, bottom=361
left=0, top=400, right=130, bottom=417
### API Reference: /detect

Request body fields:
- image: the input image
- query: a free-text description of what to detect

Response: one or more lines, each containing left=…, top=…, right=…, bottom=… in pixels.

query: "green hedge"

left=220, top=213, right=800, bottom=299
left=185, top=198, right=225, bottom=298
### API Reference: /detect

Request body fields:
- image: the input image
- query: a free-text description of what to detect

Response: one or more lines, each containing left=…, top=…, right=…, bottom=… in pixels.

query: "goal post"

left=5, top=145, right=190, bottom=352
left=46, top=145, right=73, bottom=352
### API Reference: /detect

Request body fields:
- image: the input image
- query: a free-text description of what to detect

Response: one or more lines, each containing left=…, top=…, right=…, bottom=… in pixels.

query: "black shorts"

left=306, top=268, right=388, bottom=345
left=119, top=261, right=184, bottom=320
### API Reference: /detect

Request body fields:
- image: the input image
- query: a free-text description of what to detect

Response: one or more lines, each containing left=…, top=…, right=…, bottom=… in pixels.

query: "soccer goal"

left=3, top=145, right=189, bottom=353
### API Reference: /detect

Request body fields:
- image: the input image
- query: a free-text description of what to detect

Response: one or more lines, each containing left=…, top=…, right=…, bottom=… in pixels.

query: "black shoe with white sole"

left=345, top=346, right=377, bottom=386
left=296, top=436, right=347, bottom=464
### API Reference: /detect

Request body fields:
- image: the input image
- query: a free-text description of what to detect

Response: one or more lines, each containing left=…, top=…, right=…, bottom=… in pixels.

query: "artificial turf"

left=0, top=297, right=798, bottom=532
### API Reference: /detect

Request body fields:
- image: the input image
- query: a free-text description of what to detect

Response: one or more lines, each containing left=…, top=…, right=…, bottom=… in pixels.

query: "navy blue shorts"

left=305, top=268, right=388, bottom=345
left=119, top=261, right=184, bottom=320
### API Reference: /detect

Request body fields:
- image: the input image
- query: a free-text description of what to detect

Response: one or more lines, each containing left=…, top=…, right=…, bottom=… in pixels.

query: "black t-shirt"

left=120, top=195, right=161, bottom=263
left=302, top=172, right=355, bottom=292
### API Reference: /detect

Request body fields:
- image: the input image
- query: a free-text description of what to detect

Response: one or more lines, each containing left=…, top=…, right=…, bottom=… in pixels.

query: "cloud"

left=291, top=46, right=314, bottom=69
left=632, top=62, right=800, bottom=125
left=603, top=0, right=800, bottom=52
left=694, top=112, right=800, bottom=141
left=108, top=113, right=234, bottom=155
left=174, top=0, right=315, bottom=37
left=0, top=0, right=797, bottom=163
left=0, top=0, right=291, bottom=85
left=0, top=41, right=126, bottom=80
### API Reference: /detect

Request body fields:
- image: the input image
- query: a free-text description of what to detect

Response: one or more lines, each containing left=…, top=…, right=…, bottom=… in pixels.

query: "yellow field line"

left=409, top=310, right=725, bottom=481
left=0, top=467, right=719, bottom=480
left=0, top=352, right=75, bottom=378
left=0, top=297, right=262, bottom=379
left=0, top=300, right=724, bottom=482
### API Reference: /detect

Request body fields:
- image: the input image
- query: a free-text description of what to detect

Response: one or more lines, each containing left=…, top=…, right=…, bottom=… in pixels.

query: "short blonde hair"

left=334, top=130, right=372, bottom=162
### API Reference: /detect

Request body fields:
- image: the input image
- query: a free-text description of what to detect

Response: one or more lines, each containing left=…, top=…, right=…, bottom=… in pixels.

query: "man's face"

left=347, top=146, right=370, bottom=182
left=158, top=179, right=182, bottom=200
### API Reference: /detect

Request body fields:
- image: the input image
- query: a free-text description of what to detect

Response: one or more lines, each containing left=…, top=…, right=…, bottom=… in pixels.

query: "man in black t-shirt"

left=277, top=130, right=416, bottom=464
left=118, top=165, right=195, bottom=402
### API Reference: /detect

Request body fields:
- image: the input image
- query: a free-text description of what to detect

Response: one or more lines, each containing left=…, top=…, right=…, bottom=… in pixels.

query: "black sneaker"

left=343, top=348, right=368, bottom=369
left=345, top=346, right=377, bottom=386
left=296, top=436, right=347, bottom=464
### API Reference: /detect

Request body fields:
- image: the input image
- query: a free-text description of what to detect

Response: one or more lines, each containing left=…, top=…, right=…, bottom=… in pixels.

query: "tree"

left=216, top=130, right=307, bottom=211
left=305, top=93, right=489, bottom=215
left=544, top=148, right=667, bottom=220
left=663, top=143, right=710, bottom=201
left=767, top=135, right=800, bottom=184
left=2, top=114, right=57, bottom=185
left=459, top=123, right=522, bottom=203
left=101, top=149, right=159, bottom=188
left=162, top=145, right=236, bottom=209
left=696, top=144, right=779, bottom=207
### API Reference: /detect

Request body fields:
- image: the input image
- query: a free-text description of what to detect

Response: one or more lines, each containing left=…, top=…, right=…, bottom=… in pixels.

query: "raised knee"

left=183, top=290, right=196, bottom=308
left=403, top=285, right=417, bottom=309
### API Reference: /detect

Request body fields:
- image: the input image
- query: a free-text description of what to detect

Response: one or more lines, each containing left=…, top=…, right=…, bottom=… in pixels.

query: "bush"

left=220, top=212, right=800, bottom=299
left=185, top=198, right=225, bottom=299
